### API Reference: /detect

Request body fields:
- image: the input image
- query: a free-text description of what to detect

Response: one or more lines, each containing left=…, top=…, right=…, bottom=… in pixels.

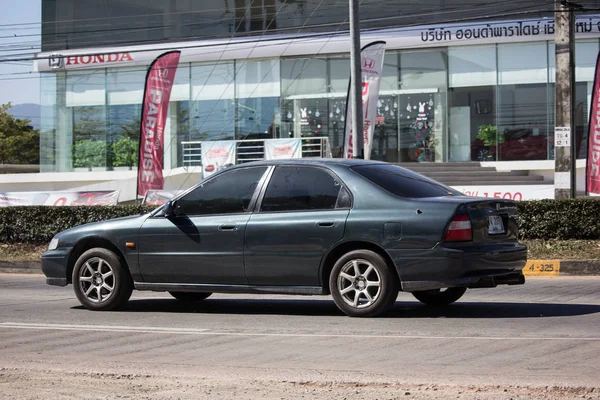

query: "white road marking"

left=0, top=322, right=209, bottom=335
left=2, top=322, right=600, bottom=341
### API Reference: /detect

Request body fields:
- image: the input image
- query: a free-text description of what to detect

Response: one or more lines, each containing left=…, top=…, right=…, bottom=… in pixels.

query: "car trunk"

left=414, top=196, right=519, bottom=244
left=461, top=199, right=519, bottom=243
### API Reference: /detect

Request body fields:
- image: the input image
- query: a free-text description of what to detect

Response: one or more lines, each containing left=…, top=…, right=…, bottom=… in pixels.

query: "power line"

left=0, top=5, right=564, bottom=66
left=0, top=0, right=555, bottom=29
left=0, top=0, right=552, bottom=57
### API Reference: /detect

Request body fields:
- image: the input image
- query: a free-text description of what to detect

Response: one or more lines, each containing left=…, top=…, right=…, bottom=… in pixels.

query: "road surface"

left=1, top=274, right=600, bottom=399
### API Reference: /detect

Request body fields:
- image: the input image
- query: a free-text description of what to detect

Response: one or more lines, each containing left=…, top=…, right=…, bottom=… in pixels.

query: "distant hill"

left=8, top=103, right=41, bottom=130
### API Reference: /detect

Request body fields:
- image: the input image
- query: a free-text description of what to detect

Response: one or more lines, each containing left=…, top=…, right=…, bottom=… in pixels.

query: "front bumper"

left=41, top=247, right=72, bottom=287
left=388, top=242, right=528, bottom=292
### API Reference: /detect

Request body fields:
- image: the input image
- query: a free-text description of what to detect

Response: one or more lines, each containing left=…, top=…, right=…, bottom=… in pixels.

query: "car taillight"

left=444, top=214, right=472, bottom=242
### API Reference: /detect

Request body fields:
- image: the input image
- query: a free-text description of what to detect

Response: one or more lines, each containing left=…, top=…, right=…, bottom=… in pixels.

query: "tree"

left=113, top=136, right=138, bottom=169
left=72, top=106, right=106, bottom=169
left=73, top=140, right=106, bottom=170
left=0, top=103, right=40, bottom=165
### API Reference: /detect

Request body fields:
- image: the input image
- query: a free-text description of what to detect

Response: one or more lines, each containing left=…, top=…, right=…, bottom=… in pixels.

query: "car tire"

left=412, top=287, right=467, bottom=306
left=329, top=250, right=398, bottom=317
left=169, top=292, right=212, bottom=302
left=72, top=247, right=133, bottom=311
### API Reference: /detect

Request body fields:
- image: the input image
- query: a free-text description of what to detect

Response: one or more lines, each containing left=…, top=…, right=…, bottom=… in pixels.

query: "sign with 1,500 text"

left=451, top=185, right=555, bottom=200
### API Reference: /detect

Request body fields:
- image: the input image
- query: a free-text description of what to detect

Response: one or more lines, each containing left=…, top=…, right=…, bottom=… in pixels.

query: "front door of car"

left=244, top=166, right=351, bottom=286
left=138, top=166, right=269, bottom=284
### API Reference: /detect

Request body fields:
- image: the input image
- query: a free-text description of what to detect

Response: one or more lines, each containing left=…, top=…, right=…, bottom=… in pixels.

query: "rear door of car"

left=244, top=165, right=352, bottom=286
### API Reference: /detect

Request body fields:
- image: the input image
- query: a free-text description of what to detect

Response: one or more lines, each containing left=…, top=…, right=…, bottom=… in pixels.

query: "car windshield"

left=352, top=164, right=463, bottom=198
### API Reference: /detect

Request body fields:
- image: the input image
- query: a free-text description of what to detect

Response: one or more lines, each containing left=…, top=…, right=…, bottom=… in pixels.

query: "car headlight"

left=48, top=237, right=59, bottom=251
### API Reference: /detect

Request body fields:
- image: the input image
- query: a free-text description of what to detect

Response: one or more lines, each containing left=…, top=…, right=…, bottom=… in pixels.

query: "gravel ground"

left=1, top=366, right=599, bottom=400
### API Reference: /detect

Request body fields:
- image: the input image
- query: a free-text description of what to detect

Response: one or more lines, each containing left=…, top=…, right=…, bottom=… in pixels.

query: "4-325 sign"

left=523, top=260, right=560, bottom=276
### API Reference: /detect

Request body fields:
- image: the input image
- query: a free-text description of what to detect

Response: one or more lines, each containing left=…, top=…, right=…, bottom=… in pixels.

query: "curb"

left=2, top=260, right=600, bottom=277
left=0, top=260, right=42, bottom=274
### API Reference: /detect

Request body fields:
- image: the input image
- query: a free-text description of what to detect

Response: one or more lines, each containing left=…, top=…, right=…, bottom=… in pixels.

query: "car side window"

left=260, top=166, right=343, bottom=212
left=176, top=167, right=268, bottom=216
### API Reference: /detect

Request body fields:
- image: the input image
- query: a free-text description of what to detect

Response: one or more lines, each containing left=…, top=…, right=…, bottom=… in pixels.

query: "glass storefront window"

left=448, top=45, right=497, bottom=162
left=497, top=43, right=549, bottom=161
left=280, top=57, right=328, bottom=142
left=235, top=59, right=280, bottom=140
left=106, top=68, right=145, bottom=170
left=398, top=49, right=447, bottom=163
left=67, top=70, right=106, bottom=171
left=190, top=61, right=235, bottom=141
left=71, top=106, right=106, bottom=170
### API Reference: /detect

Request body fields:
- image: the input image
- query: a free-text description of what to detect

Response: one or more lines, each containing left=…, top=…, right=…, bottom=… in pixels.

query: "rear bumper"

left=400, top=270, right=525, bottom=292
left=387, top=242, right=528, bottom=292
left=41, top=248, right=71, bottom=287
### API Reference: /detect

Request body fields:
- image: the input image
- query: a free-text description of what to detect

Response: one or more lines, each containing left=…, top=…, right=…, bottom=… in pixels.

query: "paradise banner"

left=587, top=51, right=600, bottom=195
left=201, top=140, right=237, bottom=178
left=343, top=41, right=386, bottom=160
left=264, top=138, right=302, bottom=160
left=137, top=50, right=181, bottom=198
left=0, top=191, right=120, bottom=207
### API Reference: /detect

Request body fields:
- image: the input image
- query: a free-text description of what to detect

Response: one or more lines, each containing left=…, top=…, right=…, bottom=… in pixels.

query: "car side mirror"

left=164, top=200, right=178, bottom=218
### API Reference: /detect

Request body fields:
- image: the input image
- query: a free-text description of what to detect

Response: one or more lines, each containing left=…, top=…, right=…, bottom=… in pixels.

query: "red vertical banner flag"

left=587, top=52, right=600, bottom=195
left=137, top=51, right=181, bottom=198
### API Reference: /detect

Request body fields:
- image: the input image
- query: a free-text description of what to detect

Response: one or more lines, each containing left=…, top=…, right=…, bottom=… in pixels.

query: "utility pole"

left=554, top=0, right=579, bottom=198
left=349, top=0, right=363, bottom=159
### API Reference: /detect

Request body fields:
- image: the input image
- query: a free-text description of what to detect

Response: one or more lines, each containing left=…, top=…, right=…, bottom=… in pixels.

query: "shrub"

left=0, top=199, right=598, bottom=245
left=0, top=205, right=154, bottom=244
left=517, top=198, right=600, bottom=240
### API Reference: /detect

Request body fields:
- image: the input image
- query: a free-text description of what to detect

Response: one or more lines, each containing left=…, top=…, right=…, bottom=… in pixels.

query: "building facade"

left=30, top=1, right=600, bottom=195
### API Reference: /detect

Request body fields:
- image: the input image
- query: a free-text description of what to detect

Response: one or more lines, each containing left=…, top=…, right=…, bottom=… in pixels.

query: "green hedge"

left=0, top=199, right=598, bottom=244
left=516, top=199, right=600, bottom=240
left=0, top=205, right=154, bottom=244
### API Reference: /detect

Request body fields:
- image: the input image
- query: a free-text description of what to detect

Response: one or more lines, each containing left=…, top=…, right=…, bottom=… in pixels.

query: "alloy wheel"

left=337, top=259, right=381, bottom=309
left=78, top=257, right=115, bottom=303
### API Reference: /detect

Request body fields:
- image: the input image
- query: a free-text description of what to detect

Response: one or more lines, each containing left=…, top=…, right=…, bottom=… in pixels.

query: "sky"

left=0, top=0, right=41, bottom=106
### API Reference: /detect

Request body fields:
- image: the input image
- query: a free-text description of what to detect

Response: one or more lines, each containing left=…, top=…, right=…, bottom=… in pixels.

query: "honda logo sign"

left=158, top=68, right=169, bottom=79
left=362, top=57, right=375, bottom=69
left=48, top=54, right=63, bottom=69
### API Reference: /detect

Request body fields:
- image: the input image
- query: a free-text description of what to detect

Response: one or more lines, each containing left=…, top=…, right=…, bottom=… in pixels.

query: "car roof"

left=230, top=158, right=384, bottom=169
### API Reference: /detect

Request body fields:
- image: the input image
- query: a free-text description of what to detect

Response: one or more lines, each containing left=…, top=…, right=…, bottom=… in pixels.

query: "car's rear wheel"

left=412, top=287, right=467, bottom=306
left=169, top=292, right=212, bottom=302
left=72, top=248, right=133, bottom=311
left=329, top=250, right=398, bottom=317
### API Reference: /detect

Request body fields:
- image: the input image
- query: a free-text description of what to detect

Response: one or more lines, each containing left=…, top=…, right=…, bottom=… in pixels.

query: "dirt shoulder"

left=1, top=366, right=599, bottom=400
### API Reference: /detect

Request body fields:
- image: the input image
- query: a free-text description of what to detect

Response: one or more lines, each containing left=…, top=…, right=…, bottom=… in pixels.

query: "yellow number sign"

left=523, top=260, right=560, bottom=277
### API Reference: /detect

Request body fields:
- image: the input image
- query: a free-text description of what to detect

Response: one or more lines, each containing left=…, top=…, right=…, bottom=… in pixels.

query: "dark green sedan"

left=42, top=159, right=527, bottom=317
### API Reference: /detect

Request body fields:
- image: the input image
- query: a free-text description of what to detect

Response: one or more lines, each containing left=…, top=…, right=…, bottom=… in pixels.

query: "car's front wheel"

left=329, top=250, right=398, bottom=317
left=72, top=248, right=133, bottom=311
left=169, top=292, right=212, bottom=302
left=412, top=287, right=467, bottom=306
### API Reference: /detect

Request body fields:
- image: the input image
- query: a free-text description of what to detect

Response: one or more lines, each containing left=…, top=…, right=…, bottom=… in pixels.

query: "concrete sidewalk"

left=1, top=259, right=599, bottom=276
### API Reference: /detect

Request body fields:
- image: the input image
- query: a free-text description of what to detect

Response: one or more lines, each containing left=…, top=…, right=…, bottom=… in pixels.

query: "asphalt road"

left=1, top=274, right=600, bottom=399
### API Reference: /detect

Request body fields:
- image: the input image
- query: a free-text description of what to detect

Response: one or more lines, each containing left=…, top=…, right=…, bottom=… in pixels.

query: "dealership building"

left=4, top=0, right=600, bottom=201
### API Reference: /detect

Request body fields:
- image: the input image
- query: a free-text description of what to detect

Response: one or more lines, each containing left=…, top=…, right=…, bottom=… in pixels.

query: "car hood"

left=55, top=213, right=148, bottom=243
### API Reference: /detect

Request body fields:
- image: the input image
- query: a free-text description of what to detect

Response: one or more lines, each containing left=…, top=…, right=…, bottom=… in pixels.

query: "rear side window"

left=261, top=166, right=343, bottom=212
left=352, top=164, right=461, bottom=198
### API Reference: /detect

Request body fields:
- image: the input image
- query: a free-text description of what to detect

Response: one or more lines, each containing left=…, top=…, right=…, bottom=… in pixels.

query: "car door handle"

left=317, top=221, right=335, bottom=227
left=219, top=224, right=238, bottom=231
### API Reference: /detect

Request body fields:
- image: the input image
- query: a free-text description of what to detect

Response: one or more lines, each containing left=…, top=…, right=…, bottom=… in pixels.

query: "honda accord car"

left=42, top=159, right=527, bottom=317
